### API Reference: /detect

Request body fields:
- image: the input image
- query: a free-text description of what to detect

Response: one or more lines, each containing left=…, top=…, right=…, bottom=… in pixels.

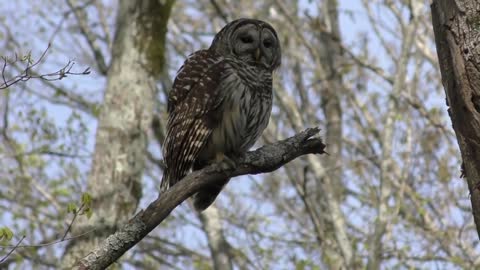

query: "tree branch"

left=74, top=127, right=326, bottom=269
left=66, top=0, right=108, bottom=75
left=0, top=44, right=91, bottom=89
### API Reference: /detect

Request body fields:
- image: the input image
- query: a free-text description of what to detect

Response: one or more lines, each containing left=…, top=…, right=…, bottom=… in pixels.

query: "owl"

left=161, top=18, right=281, bottom=211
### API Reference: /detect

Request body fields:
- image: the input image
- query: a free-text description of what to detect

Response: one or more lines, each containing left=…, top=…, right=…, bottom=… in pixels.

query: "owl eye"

left=240, top=36, right=254, bottom=43
left=263, top=39, right=273, bottom=48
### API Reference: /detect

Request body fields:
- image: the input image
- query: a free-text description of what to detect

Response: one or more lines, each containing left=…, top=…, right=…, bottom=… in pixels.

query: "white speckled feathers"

left=161, top=50, right=226, bottom=191
left=160, top=18, right=281, bottom=210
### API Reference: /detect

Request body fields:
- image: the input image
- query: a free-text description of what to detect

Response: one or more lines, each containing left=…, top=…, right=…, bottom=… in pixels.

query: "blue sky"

left=0, top=0, right=476, bottom=269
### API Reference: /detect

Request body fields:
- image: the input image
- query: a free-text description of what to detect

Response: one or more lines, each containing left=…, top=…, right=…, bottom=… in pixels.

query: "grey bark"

left=74, top=128, right=325, bottom=269
left=61, top=0, right=174, bottom=267
left=431, top=1, right=480, bottom=237
left=199, top=206, right=234, bottom=270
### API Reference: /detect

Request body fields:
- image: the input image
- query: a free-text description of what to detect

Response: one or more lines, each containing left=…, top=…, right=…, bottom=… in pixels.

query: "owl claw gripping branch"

left=160, top=18, right=281, bottom=211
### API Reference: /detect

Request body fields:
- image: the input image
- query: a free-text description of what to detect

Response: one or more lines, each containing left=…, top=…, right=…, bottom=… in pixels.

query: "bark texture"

left=74, top=128, right=325, bottom=269
left=61, top=0, right=174, bottom=267
left=199, top=206, right=234, bottom=270
left=431, top=1, right=480, bottom=237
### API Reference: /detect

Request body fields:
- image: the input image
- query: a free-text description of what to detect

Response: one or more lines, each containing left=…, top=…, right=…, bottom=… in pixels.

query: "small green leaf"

left=81, top=192, right=92, bottom=206
left=0, top=227, right=14, bottom=241
left=91, top=105, right=101, bottom=118
left=4, top=228, right=13, bottom=240
left=53, top=188, right=71, bottom=197
left=84, top=207, right=93, bottom=219
left=67, top=203, right=77, bottom=214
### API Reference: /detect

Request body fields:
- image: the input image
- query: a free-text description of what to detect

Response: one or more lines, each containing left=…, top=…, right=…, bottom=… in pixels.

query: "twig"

left=62, top=203, right=85, bottom=241
left=0, top=235, right=26, bottom=264
left=66, top=0, right=108, bottom=74
left=0, top=230, right=95, bottom=249
left=0, top=44, right=90, bottom=89
left=210, top=0, right=229, bottom=23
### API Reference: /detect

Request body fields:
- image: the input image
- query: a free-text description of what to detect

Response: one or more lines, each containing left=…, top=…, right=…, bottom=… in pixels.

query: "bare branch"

left=0, top=235, right=25, bottom=264
left=62, top=203, right=86, bottom=241
left=0, top=44, right=90, bottom=89
left=74, top=128, right=326, bottom=269
left=0, top=204, right=94, bottom=263
left=210, top=0, right=229, bottom=23
left=66, top=0, right=109, bottom=74
left=0, top=230, right=95, bottom=249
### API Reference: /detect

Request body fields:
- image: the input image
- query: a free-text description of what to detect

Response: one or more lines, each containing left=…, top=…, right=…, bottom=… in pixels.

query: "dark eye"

left=240, top=36, right=254, bottom=43
left=263, top=39, right=273, bottom=48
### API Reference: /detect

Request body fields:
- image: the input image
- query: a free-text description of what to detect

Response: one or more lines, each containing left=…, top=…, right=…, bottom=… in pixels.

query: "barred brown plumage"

left=160, top=18, right=281, bottom=211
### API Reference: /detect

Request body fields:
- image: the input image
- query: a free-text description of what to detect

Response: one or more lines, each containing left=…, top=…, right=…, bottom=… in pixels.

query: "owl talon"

left=215, top=153, right=237, bottom=171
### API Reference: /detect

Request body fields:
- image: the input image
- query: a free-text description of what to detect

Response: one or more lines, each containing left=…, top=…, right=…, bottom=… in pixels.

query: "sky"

left=0, top=0, right=475, bottom=269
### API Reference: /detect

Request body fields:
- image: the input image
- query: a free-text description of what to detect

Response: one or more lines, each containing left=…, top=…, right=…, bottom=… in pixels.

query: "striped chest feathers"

left=208, top=66, right=273, bottom=156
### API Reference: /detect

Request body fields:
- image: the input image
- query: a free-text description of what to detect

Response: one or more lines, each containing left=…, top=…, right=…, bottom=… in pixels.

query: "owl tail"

left=193, top=177, right=230, bottom=211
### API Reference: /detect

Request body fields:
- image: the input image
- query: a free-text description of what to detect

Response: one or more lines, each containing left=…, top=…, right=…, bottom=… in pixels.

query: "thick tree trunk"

left=431, top=1, right=480, bottom=237
left=61, top=0, right=174, bottom=267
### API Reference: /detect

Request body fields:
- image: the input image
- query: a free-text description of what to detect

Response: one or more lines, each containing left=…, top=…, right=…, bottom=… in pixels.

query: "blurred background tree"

left=0, top=0, right=478, bottom=269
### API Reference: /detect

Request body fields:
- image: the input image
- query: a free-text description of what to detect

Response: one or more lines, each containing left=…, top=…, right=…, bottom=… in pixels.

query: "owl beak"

left=254, top=48, right=261, bottom=62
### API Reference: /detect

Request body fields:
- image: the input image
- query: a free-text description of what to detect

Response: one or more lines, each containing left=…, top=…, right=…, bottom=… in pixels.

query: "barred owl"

left=161, top=18, right=281, bottom=211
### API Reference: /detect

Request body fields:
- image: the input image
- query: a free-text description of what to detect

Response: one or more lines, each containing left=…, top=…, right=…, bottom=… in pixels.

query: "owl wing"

left=161, top=50, right=226, bottom=191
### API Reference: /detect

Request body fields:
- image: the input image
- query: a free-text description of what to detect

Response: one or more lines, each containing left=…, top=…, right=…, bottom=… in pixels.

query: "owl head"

left=210, top=18, right=281, bottom=71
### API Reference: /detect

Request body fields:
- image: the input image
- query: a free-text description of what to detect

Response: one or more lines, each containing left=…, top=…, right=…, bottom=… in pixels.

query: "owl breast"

left=197, top=62, right=273, bottom=163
